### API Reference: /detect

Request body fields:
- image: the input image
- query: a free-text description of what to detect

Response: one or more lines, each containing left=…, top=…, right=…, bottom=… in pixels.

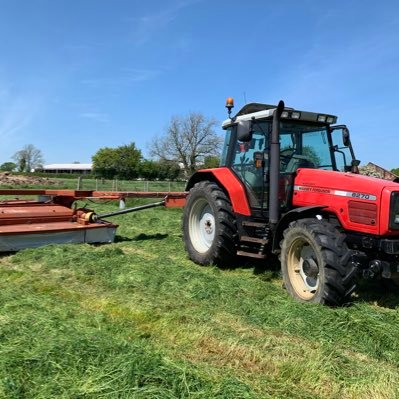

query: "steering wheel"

left=280, top=148, right=296, bottom=168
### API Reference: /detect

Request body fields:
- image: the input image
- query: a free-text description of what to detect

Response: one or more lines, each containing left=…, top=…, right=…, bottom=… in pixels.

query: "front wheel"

left=280, top=218, right=358, bottom=305
left=182, top=181, right=237, bottom=266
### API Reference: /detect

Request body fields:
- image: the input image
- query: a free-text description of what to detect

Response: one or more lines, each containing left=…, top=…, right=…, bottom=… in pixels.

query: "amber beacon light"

left=225, top=97, right=234, bottom=118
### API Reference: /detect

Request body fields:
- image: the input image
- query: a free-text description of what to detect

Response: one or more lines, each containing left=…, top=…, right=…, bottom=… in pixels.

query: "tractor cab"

left=221, top=102, right=358, bottom=210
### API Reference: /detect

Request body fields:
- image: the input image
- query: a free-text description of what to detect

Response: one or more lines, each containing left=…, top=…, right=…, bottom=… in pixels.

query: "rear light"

left=389, top=192, right=399, bottom=229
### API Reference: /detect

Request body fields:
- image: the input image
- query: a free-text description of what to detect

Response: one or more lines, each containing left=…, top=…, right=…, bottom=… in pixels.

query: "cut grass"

left=1, top=199, right=399, bottom=398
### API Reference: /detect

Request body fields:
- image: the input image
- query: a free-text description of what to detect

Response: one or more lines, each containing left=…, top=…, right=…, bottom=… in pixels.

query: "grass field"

left=0, top=177, right=186, bottom=192
left=1, top=198, right=399, bottom=398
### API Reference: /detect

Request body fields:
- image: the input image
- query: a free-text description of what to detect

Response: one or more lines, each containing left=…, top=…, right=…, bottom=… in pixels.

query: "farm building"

left=36, top=163, right=93, bottom=174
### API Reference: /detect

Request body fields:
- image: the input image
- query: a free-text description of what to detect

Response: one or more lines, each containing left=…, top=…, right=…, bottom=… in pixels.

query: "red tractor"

left=182, top=99, right=399, bottom=305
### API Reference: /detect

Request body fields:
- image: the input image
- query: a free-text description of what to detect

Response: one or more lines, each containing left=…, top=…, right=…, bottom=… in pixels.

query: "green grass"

left=1, top=199, right=399, bottom=398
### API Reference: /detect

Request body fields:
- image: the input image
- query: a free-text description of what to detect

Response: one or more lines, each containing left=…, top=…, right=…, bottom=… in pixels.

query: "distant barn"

left=359, top=162, right=399, bottom=182
left=36, top=163, right=92, bottom=174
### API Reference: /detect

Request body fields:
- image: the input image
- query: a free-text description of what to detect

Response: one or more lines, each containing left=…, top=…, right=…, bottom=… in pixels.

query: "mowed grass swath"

left=1, top=198, right=399, bottom=398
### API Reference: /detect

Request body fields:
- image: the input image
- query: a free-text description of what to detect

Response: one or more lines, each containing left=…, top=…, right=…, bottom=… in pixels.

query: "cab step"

left=241, top=221, right=268, bottom=228
left=240, top=235, right=269, bottom=245
left=237, top=250, right=267, bottom=259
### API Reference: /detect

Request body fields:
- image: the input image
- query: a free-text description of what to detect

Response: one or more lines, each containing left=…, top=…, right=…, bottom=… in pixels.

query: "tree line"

left=91, top=143, right=182, bottom=180
left=0, top=112, right=222, bottom=180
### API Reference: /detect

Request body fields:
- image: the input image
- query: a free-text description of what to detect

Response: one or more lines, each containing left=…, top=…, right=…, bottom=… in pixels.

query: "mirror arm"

left=351, top=160, right=360, bottom=174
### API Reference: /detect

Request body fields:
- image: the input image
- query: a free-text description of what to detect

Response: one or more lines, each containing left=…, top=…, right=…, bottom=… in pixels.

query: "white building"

left=36, top=163, right=93, bottom=174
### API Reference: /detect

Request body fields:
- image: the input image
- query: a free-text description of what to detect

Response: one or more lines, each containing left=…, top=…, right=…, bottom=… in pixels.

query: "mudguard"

left=272, top=206, right=327, bottom=253
left=186, top=168, right=251, bottom=216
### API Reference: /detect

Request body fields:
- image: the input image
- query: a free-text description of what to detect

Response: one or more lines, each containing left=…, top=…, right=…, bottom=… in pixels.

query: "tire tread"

left=182, top=181, right=237, bottom=266
left=281, top=218, right=358, bottom=305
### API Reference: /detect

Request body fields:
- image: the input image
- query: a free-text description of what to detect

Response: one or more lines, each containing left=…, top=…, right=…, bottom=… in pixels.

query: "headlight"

left=389, top=192, right=399, bottom=229
left=291, top=111, right=301, bottom=119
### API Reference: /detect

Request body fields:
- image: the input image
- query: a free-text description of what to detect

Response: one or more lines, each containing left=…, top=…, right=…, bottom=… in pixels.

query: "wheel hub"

left=287, top=239, right=320, bottom=300
left=298, top=255, right=319, bottom=292
left=302, top=258, right=319, bottom=279
left=204, top=218, right=213, bottom=234
left=188, top=198, right=216, bottom=253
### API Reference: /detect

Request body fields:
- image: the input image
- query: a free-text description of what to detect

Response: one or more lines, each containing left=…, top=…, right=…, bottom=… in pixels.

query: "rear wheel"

left=280, top=218, right=358, bottom=305
left=183, top=181, right=237, bottom=266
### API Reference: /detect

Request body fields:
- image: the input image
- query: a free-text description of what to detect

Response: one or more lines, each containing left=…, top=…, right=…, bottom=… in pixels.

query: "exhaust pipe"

left=269, top=100, right=285, bottom=228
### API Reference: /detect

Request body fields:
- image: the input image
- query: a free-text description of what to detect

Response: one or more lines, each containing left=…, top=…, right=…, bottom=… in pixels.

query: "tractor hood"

left=294, top=168, right=399, bottom=194
left=293, top=168, right=399, bottom=236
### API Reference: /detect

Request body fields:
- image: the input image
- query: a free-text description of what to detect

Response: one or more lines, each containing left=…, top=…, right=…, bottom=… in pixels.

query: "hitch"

left=363, top=260, right=392, bottom=279
left=92, top=200, right=166, bottom=221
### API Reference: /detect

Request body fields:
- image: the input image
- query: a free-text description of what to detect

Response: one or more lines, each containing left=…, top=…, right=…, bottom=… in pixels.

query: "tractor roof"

left=222, top=102, right=337, bottom=128
left=235, top=103, right=293, bottom=116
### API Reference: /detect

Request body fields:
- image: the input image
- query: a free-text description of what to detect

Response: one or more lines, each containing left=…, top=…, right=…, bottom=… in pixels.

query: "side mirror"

left=342, top=127, right=351, bottom=147
left=237, top=120, right=253, bottom=142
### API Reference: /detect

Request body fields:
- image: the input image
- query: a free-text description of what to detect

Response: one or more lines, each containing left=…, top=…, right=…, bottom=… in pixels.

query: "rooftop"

left=42, top=163, right=92, bottom=170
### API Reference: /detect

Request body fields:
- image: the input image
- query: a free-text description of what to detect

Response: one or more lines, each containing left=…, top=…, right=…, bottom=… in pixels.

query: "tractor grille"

left=348, top=201, right=377, bottom=226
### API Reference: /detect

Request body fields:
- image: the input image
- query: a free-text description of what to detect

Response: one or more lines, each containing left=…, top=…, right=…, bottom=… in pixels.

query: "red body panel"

left=0, top=203, right=74, bottom=225
left=293, top=169, right=399, bottom=236
left=197, top=168, right=251, bottom=216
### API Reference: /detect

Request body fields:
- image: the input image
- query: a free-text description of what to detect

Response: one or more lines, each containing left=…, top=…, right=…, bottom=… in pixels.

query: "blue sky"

left=0, top=0, right=398, bottom=168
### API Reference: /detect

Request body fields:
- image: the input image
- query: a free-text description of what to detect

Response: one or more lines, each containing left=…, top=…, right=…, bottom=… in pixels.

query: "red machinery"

left=0, top=189, right=186, bottom=252
left=181, top=99, right=399, bottom=305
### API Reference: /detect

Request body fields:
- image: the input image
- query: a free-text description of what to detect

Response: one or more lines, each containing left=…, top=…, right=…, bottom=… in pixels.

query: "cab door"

left=230, top=123, right=269, bottom=208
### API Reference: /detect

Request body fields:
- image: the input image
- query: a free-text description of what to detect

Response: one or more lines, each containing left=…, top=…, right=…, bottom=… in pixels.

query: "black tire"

left=182, top=181, right=237, bottom=266
left=280, top=218, right=358, bottom=305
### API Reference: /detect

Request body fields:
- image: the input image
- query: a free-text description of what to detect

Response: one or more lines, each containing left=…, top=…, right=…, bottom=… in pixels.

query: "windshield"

left=280, top=123, right=334, bottom=172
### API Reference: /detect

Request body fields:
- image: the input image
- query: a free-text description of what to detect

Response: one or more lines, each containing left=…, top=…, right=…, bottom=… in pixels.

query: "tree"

left=12, top=144, right=44, bottom=172
left=203, top=155, right=220, bottom=169
left=139, top=160, right=158, bottom=180
left=150, top=112, right=222, bottom=177
left=0, top=162, right=17, bottom=172
left=138, top=160, right=181, bottom=180
left=92, top=143, right=142, bottom=179
left=157, top=160, right=181, bottom=180
left=391, top=168, right=399, bottom=176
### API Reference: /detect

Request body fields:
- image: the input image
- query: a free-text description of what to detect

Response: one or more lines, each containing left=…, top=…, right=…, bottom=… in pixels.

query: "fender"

left=186, top=168, right=251, bottom=216
left=272, top=206, right=327, bottom=253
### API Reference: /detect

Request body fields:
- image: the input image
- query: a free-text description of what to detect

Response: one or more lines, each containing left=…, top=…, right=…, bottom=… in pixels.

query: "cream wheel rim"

left=287, top=237, right=320, bottom=300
